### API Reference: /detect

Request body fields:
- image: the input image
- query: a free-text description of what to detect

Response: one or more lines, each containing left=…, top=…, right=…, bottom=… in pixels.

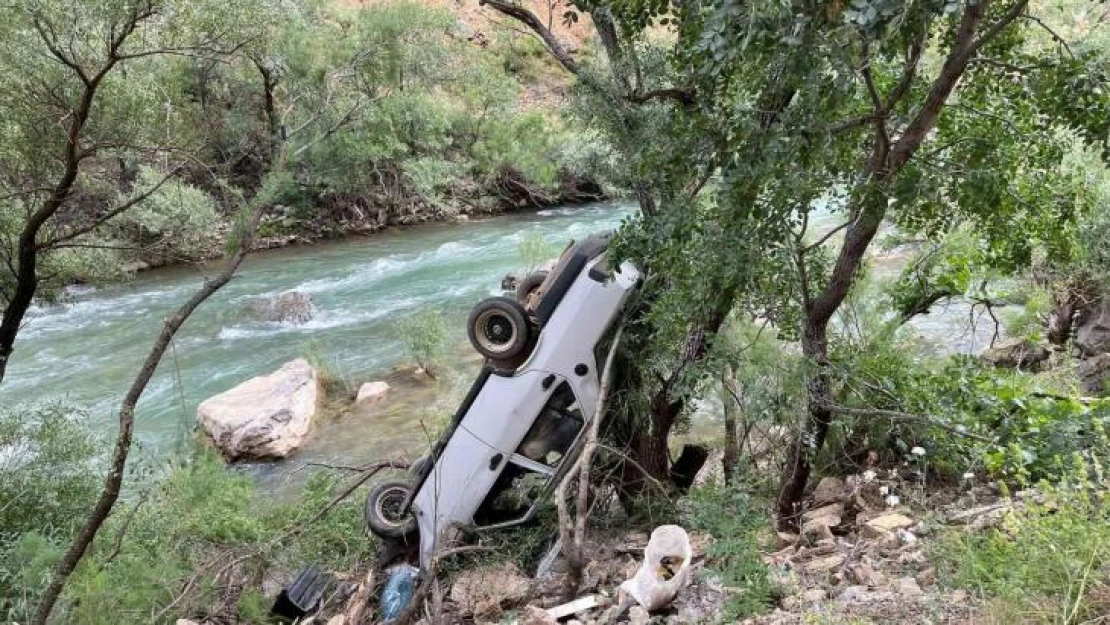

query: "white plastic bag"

left=619, top=525, right=693, bottom=611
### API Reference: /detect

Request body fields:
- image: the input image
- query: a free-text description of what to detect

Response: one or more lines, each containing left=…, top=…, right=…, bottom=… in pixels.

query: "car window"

left=516, top=381, right=584, bottom=467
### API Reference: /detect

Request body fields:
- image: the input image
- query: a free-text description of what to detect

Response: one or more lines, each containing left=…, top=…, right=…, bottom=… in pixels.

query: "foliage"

left=934, top=483, right=1110, bottom=624
left=398, top=309, right=448, bottom=374
left=0, top=404, right=101, bottom=542
left=112, top=167, right=222, bottom=261
left=684, top=481, right=776, bottom=620
left=1, top=445, right=374, bottom=624
left=518, top=230, right=557, bottom=272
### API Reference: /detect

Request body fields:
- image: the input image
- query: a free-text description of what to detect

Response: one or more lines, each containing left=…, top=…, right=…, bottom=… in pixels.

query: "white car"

left=365, top=232, right=641, bottom=572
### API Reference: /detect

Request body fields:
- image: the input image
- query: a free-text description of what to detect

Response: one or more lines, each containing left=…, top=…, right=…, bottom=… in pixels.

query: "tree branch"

left=479, top=0, right=579, bottom=76
left=32, top=206, right=265, bottom=625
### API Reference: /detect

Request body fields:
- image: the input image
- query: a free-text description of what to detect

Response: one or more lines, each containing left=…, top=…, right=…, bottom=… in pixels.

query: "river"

left=1, top=201, right=997, bottom=485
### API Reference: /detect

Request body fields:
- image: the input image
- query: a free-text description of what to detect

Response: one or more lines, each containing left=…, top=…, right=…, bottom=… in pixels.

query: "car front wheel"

left=365, top=480, right=418, bottom=540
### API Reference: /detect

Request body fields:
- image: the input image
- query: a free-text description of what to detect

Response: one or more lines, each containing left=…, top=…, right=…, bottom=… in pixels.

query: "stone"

left=801, top=517, right=837, bottom=544
left=849, top=562, right=883, bottom=587
left=1077, top=298, right=1110, bottom=356
left=355, top=381, right=390, bottom=405
left=449, top=562, right=531, bottom=617
left=801, top=502, right=844, bottom=525
left=801, top=554, right=846, bottom=573
left=175, top=621, right=200, bottom=625
left=802, top=588, right=827, bottom=603
left=860, top=525, right=900, bottom=550
left=629, top=606, right=651, bottom=625
left=326, top=617, right=345, bottom=625
left=776, top=531, right=799, bottom=549
left=863, top=513, right=914, bottom=532
left=897, top=576, right=924, bottom=598
left=522, top=605, right=559, bottom=625
left=1079, top=353, right=1110, bottom=397
left=196, top=359, right=318, bottom=460
left=981, top=338, right=1050, bottom=370
left=811, top=476, right=848, bottom=505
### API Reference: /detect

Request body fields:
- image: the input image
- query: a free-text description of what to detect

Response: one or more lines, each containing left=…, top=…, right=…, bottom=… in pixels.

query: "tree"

left=0, top=0, right=263, bottom=385
left=485, top=0, right=1110, bottom=522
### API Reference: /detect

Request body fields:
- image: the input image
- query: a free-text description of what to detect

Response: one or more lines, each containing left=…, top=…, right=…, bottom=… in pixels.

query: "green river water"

left=1, top=201, right=996, bottom=487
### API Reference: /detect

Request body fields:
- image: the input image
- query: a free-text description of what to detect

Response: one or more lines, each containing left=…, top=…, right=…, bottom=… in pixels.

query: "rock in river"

left=197, top=358, right=319, bottom=460
left=245, top=290, right=316, bottom=325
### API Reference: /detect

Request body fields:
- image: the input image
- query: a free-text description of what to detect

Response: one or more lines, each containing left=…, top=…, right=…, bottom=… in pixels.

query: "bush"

left=0, top=404, right=101, bottom=541
left=518, top=230, right=556, bottom=272
left=398, top=309, right=448, bottom=375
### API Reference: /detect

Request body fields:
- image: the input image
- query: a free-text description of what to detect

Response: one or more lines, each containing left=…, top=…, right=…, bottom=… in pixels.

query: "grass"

left=932, top=484, right=1110, bottom=624
left=2, top=449, right=378, bottom=624
left=683, top=481, right=777, bottom=621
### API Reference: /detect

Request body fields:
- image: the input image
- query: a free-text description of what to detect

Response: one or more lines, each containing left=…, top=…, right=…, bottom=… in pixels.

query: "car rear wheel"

left=365, top=480, right=418, bottom=540
left=515, top=270, right=549, bottom=307
left=467, top=296, right=532, bottom=363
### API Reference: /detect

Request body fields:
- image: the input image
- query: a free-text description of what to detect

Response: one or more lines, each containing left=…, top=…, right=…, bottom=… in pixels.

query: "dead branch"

left=555, top=326, right=623, bottom=596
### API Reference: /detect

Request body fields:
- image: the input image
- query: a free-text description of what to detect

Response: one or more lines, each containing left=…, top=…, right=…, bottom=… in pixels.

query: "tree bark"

left=32, top=208, right=263, bottom=625
left=721, top=366, right=740, bottom=485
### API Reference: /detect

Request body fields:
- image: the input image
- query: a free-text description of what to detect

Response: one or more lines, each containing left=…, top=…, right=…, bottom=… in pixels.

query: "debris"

left=546, top=595, right=600, bottom=620
left=379, top=564, right=418, bottom=621
left=272, top=566, right=331, bottom=620
left=450, top=562, right=531, bottom=617
left=776, top=531, right=799, bottom=549
left=619, top=525, right=694, bottom=611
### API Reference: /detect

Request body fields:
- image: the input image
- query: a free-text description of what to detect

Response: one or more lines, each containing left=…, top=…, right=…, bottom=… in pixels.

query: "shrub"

left=398, top=309, right=448, bottom=375
left=518, top=230, right=556, bottom=272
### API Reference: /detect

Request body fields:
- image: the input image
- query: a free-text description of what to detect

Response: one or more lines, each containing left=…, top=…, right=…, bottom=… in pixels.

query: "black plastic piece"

left=542, top=374, right=556, bottom=389
left=574, top=363, right=588, bottom=376
left=489, top=453, right=504, bottom=470
left=272, top=566, right=331, bottom=619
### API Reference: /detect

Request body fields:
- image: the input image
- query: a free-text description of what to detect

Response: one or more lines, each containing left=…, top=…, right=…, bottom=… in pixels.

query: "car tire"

left=515, top=270, right=549, bottom=306
left=365, top=480, right=418, bottom=540
left=467, top=296, right=532, bottom=363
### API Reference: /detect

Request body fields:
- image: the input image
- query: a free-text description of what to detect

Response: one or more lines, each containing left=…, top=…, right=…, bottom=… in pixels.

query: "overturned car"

left=365, top=232, right=641, bottom=572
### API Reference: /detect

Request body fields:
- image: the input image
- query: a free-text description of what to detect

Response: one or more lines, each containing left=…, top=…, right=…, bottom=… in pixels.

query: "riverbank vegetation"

left=3, top=0, right=1110, bottom=622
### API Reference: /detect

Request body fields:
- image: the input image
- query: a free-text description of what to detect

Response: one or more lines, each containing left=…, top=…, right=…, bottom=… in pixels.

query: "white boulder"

left=197, top=358, right=319, bottom=460
left=356, top=381, right=390, bottom=405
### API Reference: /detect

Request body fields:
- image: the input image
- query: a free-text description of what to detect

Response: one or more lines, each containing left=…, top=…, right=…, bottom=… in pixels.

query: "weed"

left=932, top=483, right=1110, bottom=624
left=683, top=482, right=776, bottom=620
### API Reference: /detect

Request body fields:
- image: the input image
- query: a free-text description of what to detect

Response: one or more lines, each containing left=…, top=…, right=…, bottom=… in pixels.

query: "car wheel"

left=365, top=480, right=418, bottom=540
left=467, top=296, right=532, bottom=363
left=515, top=270, right=549, bottom=306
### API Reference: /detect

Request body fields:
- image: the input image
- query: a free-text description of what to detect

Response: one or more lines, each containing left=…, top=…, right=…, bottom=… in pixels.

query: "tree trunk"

left=32, top=208, right=263, bottom=625
left=721, top=366, right=740, bottom=485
